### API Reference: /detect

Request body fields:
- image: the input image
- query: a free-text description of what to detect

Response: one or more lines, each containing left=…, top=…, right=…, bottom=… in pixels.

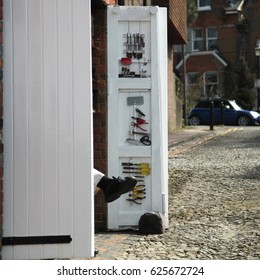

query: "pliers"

left=126, top=198, right=142, bottom=204
left=131, top=117, right=148, bottom=125
left=131, top=121, right=147, bottom=131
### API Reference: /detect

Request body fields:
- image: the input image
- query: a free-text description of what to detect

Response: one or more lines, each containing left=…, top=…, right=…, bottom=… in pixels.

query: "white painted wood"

left=71, top=0, right=94, bottom=258
left=107, top=6, right=168, bottom=229
left=3, top=0, right=94, bottom=259
left=41, top=0, right=59, bottom=259
left=55, top=0, right=74, bottom=259
left=12, top=0, right=30, bottom=260
left=2, top=0, right=13, bottom=260
left=150, top=7, right=169, bottom=220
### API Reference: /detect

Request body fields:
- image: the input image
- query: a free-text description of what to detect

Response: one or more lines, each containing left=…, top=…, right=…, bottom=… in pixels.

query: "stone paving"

left=94, top=127, right=260, bottom=260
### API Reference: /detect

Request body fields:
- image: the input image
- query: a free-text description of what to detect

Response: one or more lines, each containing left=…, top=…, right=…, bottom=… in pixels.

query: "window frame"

left=192, top=28, right=203, bottom=52
left=197, top=0, right=211, bottom=11
left=186, top=72, right=200, bottom=85
left=206, top=26, right=218, bottom=51
left=204, top=71, right=219, bottom=96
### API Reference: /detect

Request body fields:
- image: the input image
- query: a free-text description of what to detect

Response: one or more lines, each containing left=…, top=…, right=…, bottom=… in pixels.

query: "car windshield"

left=229, top=101, right=242, bottom=110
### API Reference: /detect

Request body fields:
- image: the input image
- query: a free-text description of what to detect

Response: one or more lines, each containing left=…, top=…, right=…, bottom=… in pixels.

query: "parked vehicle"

left=188, top=100, right=260, bottom=126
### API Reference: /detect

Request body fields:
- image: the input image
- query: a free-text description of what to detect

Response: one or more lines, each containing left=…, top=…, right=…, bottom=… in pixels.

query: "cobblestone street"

left=94, top=127, right=260, bottom=260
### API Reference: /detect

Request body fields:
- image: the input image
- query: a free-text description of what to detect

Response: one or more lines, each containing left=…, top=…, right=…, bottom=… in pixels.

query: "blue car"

left=188, top=100, right=260, bottom=126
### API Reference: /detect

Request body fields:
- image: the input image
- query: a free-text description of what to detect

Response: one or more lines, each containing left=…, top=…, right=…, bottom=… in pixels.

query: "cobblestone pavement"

left=94, top=127, right=260, bottom=260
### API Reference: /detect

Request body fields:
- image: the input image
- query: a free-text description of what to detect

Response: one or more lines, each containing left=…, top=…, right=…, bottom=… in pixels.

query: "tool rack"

left=107, top=6, right=168, bottom=229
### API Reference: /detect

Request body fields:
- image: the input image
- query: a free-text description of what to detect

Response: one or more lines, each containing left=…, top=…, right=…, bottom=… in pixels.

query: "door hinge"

left=2, top=235, right=72, bottom=246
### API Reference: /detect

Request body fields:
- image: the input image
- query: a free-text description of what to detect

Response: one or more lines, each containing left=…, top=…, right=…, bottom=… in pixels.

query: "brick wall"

left=218, top=25, right=239, bottom=64
left=92, top=8, right=108, bottom=230
left=0, top=0, right=3, bottom=259
left=168, top=46, right=181, bottom=132
left=186, top=55, right=225, bottom=73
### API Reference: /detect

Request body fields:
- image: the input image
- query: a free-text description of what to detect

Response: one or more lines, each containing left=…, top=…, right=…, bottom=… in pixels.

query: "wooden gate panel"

left=3, top=0, right=94, bottom=259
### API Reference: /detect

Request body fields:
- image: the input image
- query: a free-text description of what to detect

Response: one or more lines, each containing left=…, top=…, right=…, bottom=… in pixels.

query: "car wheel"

left=237, top=115, right=251, bottom=126
left=189, top=116, right=201, bottom=126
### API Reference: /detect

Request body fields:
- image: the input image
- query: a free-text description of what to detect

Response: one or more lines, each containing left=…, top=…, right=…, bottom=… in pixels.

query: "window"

left=205, top=72, right=218, bottom=84
left=187, top=72, right=219, bottom=99
left=195, top=101, right=210, bottom=108
left=197, top=0, right=211, bottom=11
left=192, top=28, right=203, bottom=52
left=205, top=72, right=218, bottom=96
left=207, top=27, right=218, bottom=51
left=187, top=72, right=199, bottom=85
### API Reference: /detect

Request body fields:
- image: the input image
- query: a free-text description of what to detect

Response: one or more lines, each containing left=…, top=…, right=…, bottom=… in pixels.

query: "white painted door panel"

left=3, top=0, right=94, bottom=259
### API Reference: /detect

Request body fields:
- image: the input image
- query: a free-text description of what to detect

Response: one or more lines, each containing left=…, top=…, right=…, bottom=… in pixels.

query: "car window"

left=229, top=101, right=241, bottom=110
left=213, top=100, right=220, bottom=108
left=223, top=101, right=232, bottom=108
left=196, top=101, right=209, bottom=108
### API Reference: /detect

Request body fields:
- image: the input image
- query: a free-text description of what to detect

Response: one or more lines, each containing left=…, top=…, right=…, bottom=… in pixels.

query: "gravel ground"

left=115, top=127, right=260, bottom=260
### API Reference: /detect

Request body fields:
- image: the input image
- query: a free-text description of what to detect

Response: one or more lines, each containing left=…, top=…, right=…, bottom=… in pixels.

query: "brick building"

left=92, top=0, right=187, bottom=230
left=175, top=0, right=260, bottom=111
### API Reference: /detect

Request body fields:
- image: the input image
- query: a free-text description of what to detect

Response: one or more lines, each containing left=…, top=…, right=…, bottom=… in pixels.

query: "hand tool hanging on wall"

left=120, top=67, right=136, bottom=78
left=131, top=121, right=147, bottom=131
left=125, top=138, right=140, bottom=145
left=129, top=189, right=146, bottom=197
left=132, top=188, right=146, bottom=195
left=126, top=198, right=142, bottom=204
left=131, top=117, right=148, bottom=125
left=130, top=108, right=147, bottom=131
left=130, top=193, right=146, bottom=200
left=123, top=169, right=150, bottom=176
left=129, top=192, right=146, bottom=199
left=133, top=184, right=146, bottom=190
left=126, top=135, right=151, bottom=146
left=135, top=176, right=145, bottom=179
left=122, top=162, right=150, bottom=167
left=140, top=135, right=151, bottom=146
left=126, top=182, right=146, bottom=204
left=127, top=105, right=151, bottom=145
left=123, top=166, right=150, bottom=172
left=135, top=108, right=145, bottom=117
left=129, top=130, right=149, bottom=136
left=125, top=33, right=145, bottom=59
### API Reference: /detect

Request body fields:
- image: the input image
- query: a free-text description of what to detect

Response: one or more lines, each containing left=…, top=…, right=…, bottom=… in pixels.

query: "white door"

left=107, top=6, right=168, bottom=229
left=2, top=0, right=94, bottom=259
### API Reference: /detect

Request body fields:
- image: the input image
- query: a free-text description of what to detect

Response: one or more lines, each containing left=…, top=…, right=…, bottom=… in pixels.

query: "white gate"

left=2, top=0, right=94, bottom=259
left=107, top=6, right=168, bottom=229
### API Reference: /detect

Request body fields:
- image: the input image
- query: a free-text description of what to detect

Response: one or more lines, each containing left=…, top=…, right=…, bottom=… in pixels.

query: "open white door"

left=107, top=6, right=168, bottom=229
left=3, top=0, right=94, bottom=259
